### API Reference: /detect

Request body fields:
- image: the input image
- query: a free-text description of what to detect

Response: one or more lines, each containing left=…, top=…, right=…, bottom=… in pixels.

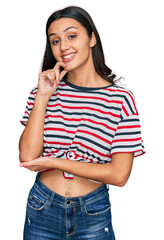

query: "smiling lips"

left=62, top=53, right=76, bottom=62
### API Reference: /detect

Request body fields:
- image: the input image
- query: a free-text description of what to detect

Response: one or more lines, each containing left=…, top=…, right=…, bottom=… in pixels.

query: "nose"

left=60, top=39, right=70, bottom=51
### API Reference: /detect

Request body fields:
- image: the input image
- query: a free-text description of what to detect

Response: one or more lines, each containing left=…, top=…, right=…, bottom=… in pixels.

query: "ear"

left=90, top=32, right=97, bottom=47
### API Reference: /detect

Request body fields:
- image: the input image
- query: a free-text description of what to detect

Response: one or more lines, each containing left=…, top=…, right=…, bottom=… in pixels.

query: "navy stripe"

left=121, top=118, right=140, bottom=123
left=45, top=110, right=118, bottom=125
left=124, top=96, right=135, bottom=114
left=76, top=135, right=109, bottom=151
left=115, top=131, right=141, bottom=136
left=44, top=134, right=74, bottom=140
left=28, top=96, right=35, bottom=101
left=111, top=143, right=142, bottom=150
left=45, top=122, right=114, bottom=138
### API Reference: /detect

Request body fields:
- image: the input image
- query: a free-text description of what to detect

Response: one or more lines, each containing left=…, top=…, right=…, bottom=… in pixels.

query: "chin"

left=64, top=64, right=77, bottom=72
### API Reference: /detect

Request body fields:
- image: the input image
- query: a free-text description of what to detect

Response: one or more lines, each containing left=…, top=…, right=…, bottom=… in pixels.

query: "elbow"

left=116, top=179, right=127, bottom=187
left=19, top=151, right=41, bottom=162
left=105, top=174, right=129, bottom=187
left=19, top=152, right=32, bottom=162
left=19, top=145, right=43, bottom=162
left=115, top=174, right=129, bottom=187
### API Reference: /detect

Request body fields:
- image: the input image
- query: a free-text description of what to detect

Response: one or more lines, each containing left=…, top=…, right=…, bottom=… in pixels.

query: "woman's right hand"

left=37, top=62, right=68, bottom=100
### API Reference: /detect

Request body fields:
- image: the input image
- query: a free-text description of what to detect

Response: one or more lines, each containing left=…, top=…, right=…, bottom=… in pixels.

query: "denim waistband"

left=34, top=173, right=109, bottom=208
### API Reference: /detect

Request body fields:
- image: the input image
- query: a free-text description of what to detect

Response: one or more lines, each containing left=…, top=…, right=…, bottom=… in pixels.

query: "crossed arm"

left=19, top=65, right=134, bottom=187
left=20, top=153, right=134, bottom=187
left=19, top=93, right=134, bottom=187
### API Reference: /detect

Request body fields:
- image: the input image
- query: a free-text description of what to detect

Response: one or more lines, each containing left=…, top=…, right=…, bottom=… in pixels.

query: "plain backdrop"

left=0, top=0, right=163, bottom=239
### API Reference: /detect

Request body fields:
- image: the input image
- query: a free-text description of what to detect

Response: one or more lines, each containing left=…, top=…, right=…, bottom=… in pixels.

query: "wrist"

left=48, top=157, right=57, bottom=168
left=35, top=92, right=50, bottom=105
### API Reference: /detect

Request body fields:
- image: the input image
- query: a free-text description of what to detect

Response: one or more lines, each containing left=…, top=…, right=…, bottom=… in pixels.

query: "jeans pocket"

left=27, top=184, right=49, bottom=211
left=84, top=192, right=111, bottom=216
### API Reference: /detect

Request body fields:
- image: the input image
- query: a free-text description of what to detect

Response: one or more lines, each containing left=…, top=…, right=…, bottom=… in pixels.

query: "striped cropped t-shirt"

left=21, top=77, right=145, bottom=179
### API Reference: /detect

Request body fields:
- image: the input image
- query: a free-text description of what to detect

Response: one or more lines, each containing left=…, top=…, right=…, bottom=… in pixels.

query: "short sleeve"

left=20, top=86, right=38, bottom=126
left=111, top=90, right=145, bottom=157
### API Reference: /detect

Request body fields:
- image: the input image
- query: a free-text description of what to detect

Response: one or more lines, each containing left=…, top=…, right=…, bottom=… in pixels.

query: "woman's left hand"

left=19, top=157, right=55, bottom=172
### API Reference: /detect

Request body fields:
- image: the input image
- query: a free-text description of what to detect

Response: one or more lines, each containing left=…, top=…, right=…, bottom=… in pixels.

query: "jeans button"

left=67, top=200, right=71, bottom=205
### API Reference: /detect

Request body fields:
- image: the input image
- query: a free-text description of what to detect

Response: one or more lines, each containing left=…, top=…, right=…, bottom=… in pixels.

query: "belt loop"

left=47, top=192, right=55, bottom=208
left=79, top=197, right=85, bottom=212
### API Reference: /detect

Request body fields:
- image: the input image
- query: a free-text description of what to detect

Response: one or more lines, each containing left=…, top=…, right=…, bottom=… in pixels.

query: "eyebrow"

left=48, top=26, right=78, bottom=37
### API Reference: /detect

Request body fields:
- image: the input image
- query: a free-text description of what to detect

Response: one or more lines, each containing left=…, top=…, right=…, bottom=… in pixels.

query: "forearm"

left=20, top=154, right=133, bottom=186
left=52, top=158, right=121, bottom=186
left=19, top=93, right=48, bottom=162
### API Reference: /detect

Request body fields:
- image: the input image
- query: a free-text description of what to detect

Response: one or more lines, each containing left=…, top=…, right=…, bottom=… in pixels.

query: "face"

left=48, top=18, right=96, bottom=71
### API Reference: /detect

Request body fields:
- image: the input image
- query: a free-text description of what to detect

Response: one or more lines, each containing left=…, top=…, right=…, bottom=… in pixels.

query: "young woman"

left=19, top=6, right=145, bottom=240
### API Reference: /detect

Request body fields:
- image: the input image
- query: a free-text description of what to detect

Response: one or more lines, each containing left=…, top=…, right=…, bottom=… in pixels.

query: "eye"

left=68, top=34, right=77, bottom=39
left=51, top=39, right=60, bottom=45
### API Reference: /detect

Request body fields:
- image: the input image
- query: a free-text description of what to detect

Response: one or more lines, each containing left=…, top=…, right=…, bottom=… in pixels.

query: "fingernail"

left=20, top=163, right=23, bottom=167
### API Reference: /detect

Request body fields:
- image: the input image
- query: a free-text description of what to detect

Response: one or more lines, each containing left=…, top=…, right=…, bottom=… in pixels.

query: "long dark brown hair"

left=42, top=6, right=116, bottom=84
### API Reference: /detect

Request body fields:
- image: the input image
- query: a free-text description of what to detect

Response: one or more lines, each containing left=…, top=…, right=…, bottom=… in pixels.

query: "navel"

left=65, top=190, right=71, bottom=197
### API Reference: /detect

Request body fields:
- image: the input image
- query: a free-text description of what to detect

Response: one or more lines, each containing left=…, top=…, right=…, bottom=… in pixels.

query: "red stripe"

left=110, top=149, right=146, bottom=157
left=117, top=125, right=140, bottom=129
left=44, top=140, right=71, bottom=146
left=71, top=141, right=110, bottom=158
left=20, top=120, right=26, bottom=126
left=52, top=93, right=123, bottom=105
left=25, top=111, right=30, bottom=116
left=44, top=127, right=75, bottom=134
left=30, top=91, right=37, bottom=95
left=27, top=101, right=34, bottom=106
left=44, top=149, right=60, bottom=155
left=59, top=83, right=67, bottom=87
left=67, top=152, right=98, bottom=163
left=63, top=172, right=74, bottom=179
left=47, top=103, right=120, bottom=118
left=77, top=129, right=112, bottom=144
left=112, top=137, right=142, bottom=143
left=45, top=115, right=116, bottom=132
left=40, top=169, right=55, bottom=173
left=122, top=105, right=129, bottom=117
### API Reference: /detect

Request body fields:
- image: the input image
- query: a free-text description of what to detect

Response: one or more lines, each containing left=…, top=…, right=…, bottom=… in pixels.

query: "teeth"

left=63, top=53, right=76, bottom=59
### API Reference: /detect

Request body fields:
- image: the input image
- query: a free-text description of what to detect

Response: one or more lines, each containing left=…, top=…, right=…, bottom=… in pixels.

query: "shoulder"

left=117, top=86, right=138, bottom=117
left=109, top=85, right=138, bottom=118
left=110, top=84, right=135, bottom=100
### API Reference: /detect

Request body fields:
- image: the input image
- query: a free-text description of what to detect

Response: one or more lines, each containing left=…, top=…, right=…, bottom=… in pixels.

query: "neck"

left=67, top=49, right=103, bottom=87
left=67, top=66, right=99, bottom=88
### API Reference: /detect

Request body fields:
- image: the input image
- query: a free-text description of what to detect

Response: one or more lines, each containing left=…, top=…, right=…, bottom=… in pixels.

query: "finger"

left=53, top=62, right=67, bottom=70
left=59, top=69, right=68, bottom=81
left=47, top=72, right=55, bottom=86
left=54, top=68, right=60, bottom=85
left=20, top=162, right=29, bottom=167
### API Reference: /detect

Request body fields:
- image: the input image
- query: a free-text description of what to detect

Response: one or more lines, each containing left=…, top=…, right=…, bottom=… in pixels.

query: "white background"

left=0, top=0, right=163, bottom=239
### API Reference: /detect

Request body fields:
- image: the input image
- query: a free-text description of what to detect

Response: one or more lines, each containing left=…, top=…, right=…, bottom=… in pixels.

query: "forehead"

left=48, top=17, right=85, bottom=34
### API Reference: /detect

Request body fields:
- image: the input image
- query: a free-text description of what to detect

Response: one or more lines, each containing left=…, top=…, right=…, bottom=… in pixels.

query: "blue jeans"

left=23, top=173, right=115, bottom=239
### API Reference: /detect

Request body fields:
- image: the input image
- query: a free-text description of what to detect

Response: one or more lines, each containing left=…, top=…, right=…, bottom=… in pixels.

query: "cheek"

left=51, top=47, right=60, bottom=61
left=75, top=40, right=90, bottom=55
left=79, top=44, right=91, bottom=61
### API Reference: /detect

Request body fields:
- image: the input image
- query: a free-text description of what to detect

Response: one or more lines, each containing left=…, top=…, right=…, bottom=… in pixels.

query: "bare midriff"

left=39, top=170, right=103, bottom=197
